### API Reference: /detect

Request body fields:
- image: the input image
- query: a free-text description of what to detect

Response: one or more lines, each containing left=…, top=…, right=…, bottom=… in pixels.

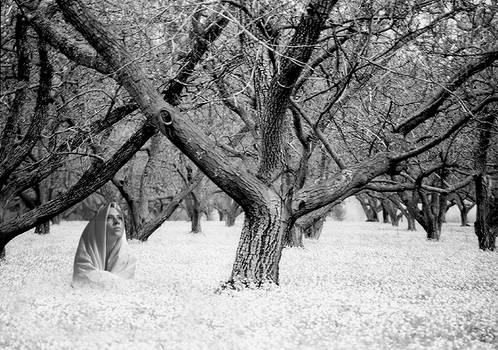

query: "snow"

left=1, top=220, right=496, bottom=350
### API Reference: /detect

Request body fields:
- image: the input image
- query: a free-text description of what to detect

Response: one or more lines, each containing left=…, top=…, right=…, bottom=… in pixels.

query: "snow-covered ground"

left=1, top=220, right=496, bottom=350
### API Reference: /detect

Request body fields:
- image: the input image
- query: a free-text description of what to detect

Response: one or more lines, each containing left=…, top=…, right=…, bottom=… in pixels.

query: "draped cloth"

left=72, top=204, right=136, bottom=287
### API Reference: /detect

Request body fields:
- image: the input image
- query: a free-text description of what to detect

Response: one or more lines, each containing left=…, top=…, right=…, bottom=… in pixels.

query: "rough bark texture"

left=225, top=199, right=287, bottom=287
left=256, top=0, right=338, bottom=183
left=474, top=112, right=497, bottom=251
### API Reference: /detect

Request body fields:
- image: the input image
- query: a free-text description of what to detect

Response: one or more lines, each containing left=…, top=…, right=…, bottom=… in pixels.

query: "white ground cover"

left=0, top=220, right=496, bottom=350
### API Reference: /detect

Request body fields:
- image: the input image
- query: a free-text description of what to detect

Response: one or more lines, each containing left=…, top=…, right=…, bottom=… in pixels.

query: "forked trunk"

left=226, top=204, right=286, bottom=287
left=425, top=220, right=441, bottom=241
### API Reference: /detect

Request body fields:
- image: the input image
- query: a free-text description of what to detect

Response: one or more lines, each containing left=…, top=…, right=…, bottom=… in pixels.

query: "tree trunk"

left=407, top=214, right=416, bottom=231
left=218, top=210, right=225, bottom=221
left=190, top=197, right=202, bottom=233
left=425, top=219, right=441, bottom=241
left=382, top=203, right=390, bottom=223
left=34, top=221, right=50, bottom=235
left=225, top=203, right=286, bottom=287
left=356, top=194, right=379, bottom=222
left=473, top=110, right=497, bottom=251
left=391, top=214, right=401, bottom=227
left=51, top=215, right=62, bottom=225
left=285, top=226, right=304, bottom=247
left=474, top=174, right=497, bottom=250
left=225, top=213, right=237, bottom=227
left=460, top=207, right=470, bottom=227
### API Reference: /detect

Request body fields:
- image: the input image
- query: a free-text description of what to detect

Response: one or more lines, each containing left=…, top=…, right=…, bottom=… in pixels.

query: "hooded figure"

left=72, top=202, right=136, bottom=287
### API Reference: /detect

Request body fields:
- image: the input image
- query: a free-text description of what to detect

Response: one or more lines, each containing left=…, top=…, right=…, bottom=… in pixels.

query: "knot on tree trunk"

left=159, top=109, right=173, bottom=127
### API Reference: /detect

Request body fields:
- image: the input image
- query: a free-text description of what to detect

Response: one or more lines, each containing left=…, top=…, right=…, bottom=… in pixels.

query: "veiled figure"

left=72, top=202, right=136, bottom=287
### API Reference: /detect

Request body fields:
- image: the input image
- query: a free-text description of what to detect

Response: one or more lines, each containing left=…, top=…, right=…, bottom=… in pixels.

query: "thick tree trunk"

left=218, top=210, right=225, bottom=221
left=225, top=202, right=286, bottom=287
left=473, top=111, right=497, bottom=251
left=474, top=174, right=497, bottom=250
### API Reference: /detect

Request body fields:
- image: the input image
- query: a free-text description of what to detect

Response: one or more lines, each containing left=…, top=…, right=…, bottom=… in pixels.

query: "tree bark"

left=474, top=112, right=497, bottom=250
left=224, top=200, right=288, bottom=288
left=256, top=0, right=338, bottom=183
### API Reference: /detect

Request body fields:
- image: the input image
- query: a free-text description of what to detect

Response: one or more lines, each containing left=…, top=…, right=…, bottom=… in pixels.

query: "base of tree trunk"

left=284, top=226, right=304, bottom=248
left=34, top=221, right=50, bottom=235
left=225, top=215, right=236, bottom=227
left=217, top=278, right=276, bottom=292
left=407, top=217, right=416, bottom=231
left=475, top=221, right=497, bottom=251
left=426, top=227, right=441, bottom=241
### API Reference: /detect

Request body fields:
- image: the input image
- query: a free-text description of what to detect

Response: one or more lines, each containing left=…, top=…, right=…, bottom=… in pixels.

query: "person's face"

left=106, top=207, right=124, bottom=238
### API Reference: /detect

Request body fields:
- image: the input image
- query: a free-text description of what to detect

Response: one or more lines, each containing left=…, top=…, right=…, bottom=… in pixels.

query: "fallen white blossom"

left=0, top=220, right=496, bottom=349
